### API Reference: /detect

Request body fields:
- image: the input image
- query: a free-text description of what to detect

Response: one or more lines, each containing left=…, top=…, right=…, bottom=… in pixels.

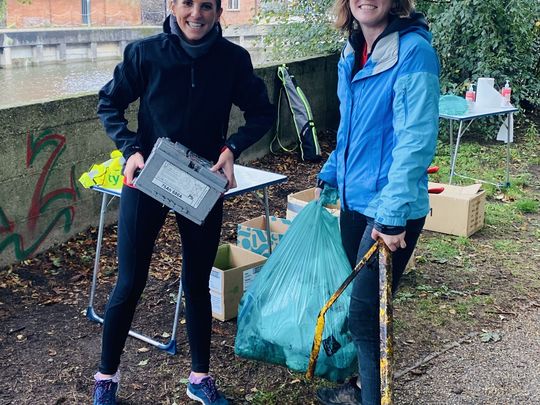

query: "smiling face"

left=349, top=0, right=393, bottom=33
left=171, top=0, right=222, bottom=43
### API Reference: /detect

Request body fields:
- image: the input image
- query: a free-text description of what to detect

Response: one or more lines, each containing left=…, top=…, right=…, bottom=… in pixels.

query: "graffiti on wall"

left=0, top=129, right=79, bottom=261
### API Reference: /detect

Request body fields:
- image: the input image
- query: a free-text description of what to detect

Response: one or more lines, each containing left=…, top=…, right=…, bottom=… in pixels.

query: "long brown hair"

left=334, top=0, right=415, bottom=33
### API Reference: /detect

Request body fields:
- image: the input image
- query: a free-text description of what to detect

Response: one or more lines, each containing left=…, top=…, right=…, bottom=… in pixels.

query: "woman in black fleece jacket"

left=92, top=1, right=274, bottom=403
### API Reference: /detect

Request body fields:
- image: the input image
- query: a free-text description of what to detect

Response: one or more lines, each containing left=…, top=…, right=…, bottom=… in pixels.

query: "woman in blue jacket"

left=316, top=1, right=439, bottom=404
left=92, top=0, right=273, bottom=404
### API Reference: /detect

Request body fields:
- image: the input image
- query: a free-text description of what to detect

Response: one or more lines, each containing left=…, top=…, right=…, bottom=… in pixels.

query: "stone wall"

left=0, top=54, right=339, bottom=267
left=141, top=0, right=166, bottom=26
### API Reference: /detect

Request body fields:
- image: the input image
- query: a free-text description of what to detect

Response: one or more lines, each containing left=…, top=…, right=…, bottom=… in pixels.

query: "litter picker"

left=307, top=240, right=395, bottom=404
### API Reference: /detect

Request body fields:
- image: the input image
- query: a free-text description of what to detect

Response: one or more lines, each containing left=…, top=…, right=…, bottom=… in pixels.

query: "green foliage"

left=259, top=0, right=540, bottom=112
left=484, top=201, right=521, bottom=227
left=0, top=0, right=6, bottom=26
left=427, top=0, right=540, bottom=109
left=515, top=198, right=539, bottom=214
left=257, top=0, right=344, bottom=61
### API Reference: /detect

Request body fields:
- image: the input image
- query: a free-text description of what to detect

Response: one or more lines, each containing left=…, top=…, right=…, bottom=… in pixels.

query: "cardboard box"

left=424, top=182, right=486, bottom=237
left=286, top=187, right=341, bottom=220
left=209, top=244, right=267, bottom=321
left=237, top=215, right=291, bottom=257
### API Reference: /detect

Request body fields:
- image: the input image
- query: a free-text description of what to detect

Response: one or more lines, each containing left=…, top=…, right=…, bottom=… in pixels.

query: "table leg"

left=505, top=113, right=513, bottom=187
left=449, top=120, right=454, bottom=159
left=449, top=120, right=464, bottom=185
left=169, top=279, right=184, bottom=351
left=88, top=192, right=109, bottom=311
left=263, top=187, right=272, bottom=254
left=86, top=192, right=178, bottom=355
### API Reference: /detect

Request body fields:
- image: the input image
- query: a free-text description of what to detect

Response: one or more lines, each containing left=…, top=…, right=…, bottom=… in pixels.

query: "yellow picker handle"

left=378, top=240, right=394, bottom=405
left=306, top=242, right=378, bottom=380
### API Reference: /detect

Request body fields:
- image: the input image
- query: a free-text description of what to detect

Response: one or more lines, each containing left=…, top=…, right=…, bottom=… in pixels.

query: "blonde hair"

left=334, top=0, right=415, bottom=33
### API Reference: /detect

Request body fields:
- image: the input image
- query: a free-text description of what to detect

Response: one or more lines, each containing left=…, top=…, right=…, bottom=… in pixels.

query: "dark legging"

left=340, top=209, right=425, bottom=405
left=99, top=185, right=223, bottom=374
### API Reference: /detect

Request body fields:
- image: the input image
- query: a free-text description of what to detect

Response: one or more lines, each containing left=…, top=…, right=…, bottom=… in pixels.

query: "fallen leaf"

left=137, top=347, right=150, bottom=353
left=480, top=331, right=501, bottom=343
left=137, top=359, right=149, bottom=366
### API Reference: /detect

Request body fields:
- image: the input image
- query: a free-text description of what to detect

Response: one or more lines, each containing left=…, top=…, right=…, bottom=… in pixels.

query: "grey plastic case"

left=133, top=138, right=228, bottom=225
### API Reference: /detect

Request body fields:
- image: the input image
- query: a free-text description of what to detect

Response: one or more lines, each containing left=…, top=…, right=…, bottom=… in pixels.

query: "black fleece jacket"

left=97, top=16, right=274, bottom=163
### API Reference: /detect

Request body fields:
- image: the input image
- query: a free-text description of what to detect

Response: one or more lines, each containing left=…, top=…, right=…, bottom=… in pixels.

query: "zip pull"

left=191, top=64, right=195, bottom=88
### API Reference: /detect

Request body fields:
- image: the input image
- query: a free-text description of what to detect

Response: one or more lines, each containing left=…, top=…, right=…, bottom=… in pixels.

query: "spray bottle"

left=465, top=83, right=476, bottom=108
left=501, top=80, right=511, bottom=107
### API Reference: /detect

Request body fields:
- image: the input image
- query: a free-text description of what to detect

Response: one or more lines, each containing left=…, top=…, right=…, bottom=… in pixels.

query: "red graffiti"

left=26, top=131, right=78, bottom=232
left=0, top=129, right=78, bottom=261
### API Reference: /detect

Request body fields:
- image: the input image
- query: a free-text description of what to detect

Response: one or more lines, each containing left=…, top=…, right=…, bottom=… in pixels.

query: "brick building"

left=221, top=0, right=258, bottom=26
left=141, top=0, right=260, bottom=27
left=3, top=0, right=260, bottom=29
left=4, top=0, right=142, bottom=28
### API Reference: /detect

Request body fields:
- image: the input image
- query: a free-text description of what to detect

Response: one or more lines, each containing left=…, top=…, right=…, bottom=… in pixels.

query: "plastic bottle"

left=465, top=83, right=476, bottom=108
left=501, top=80, right=511, bottom=106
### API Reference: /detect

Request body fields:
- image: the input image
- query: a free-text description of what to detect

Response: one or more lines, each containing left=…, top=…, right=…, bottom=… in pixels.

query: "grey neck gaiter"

left=169, top=15, right=220, bottom=59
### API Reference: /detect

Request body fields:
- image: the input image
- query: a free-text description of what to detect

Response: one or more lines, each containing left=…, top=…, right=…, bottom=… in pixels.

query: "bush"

left=425, top=0, right=540, bottom=112
left=258, top=0, right=540, bottom=115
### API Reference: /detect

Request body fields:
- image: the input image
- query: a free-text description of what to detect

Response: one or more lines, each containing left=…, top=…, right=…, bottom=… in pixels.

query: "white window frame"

left=227, top=0, right=240, bottom=11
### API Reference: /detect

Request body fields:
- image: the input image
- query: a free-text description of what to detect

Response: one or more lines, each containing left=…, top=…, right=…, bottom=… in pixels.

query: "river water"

left=0, top=59, right=120, bottom=109
left=0, top=48, right=271, bottom=109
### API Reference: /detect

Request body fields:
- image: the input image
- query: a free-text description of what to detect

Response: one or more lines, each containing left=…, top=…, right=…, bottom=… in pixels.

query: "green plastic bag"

left=439, top=94, right=469, bottom=116
left=234, top=188, right=357, bottom=381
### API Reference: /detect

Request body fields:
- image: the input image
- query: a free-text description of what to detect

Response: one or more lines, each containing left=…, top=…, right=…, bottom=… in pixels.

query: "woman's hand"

left=211, top=147, right=237, bottom=191
left=371, top=228, right=406, bottom=252
left=314, top=187, right=323, bottom=200
left=123, top=152, right=145, bottom=185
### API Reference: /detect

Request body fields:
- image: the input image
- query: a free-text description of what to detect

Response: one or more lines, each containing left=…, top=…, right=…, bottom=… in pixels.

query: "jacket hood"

left=163, top=14, right=172, bottom=33
left=350, top=12, right=430, bottom=53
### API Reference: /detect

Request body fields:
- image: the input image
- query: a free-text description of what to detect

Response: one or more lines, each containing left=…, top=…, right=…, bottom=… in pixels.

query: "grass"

left=491, top=239, right=522, bottom=254
left=421, top=237, right=460, bottom=262
left=484, top=201, right=522, bottom=227
left=515, top=198, right=540, bottom=214
left=251, top=390, right=278, bottom=404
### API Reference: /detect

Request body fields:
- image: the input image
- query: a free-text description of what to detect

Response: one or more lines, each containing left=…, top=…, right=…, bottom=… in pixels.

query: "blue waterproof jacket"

left=318, top=14, right=440, bottom=228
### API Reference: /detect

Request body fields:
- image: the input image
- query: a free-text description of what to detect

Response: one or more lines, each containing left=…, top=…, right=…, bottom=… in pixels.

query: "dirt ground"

left=1, top=125, right=539, bottom=404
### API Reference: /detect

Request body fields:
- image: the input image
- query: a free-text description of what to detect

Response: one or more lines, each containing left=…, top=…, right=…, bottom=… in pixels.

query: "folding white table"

left=440, top=104, right=518, bottom=187
left=86, top=164, right=287, bottom=354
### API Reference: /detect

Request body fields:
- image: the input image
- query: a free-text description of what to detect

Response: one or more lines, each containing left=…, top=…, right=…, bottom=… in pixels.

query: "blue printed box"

left=236, top=215, right=291, bottom=257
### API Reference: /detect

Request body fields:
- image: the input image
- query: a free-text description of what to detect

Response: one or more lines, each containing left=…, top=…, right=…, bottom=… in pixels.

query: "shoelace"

left=200, top=377, right=219, bottom=402
left=95, top=380, right=116, bottom=404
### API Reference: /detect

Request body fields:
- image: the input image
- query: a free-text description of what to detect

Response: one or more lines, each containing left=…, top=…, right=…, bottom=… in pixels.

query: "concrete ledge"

left=0, top=26, right=162, bottom=67
left=0, top=24, right=274, bottom=68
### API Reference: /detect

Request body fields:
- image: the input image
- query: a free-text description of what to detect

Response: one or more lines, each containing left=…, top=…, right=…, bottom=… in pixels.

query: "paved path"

left=396, top=305, right=540, bottom=404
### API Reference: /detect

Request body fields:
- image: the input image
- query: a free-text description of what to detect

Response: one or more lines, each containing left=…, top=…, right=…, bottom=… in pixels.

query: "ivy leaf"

left=480, top=331, right=501, bottom=343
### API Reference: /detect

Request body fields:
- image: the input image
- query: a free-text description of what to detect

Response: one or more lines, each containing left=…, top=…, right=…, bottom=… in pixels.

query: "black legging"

left=99, top=185, right=223, bottom=374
